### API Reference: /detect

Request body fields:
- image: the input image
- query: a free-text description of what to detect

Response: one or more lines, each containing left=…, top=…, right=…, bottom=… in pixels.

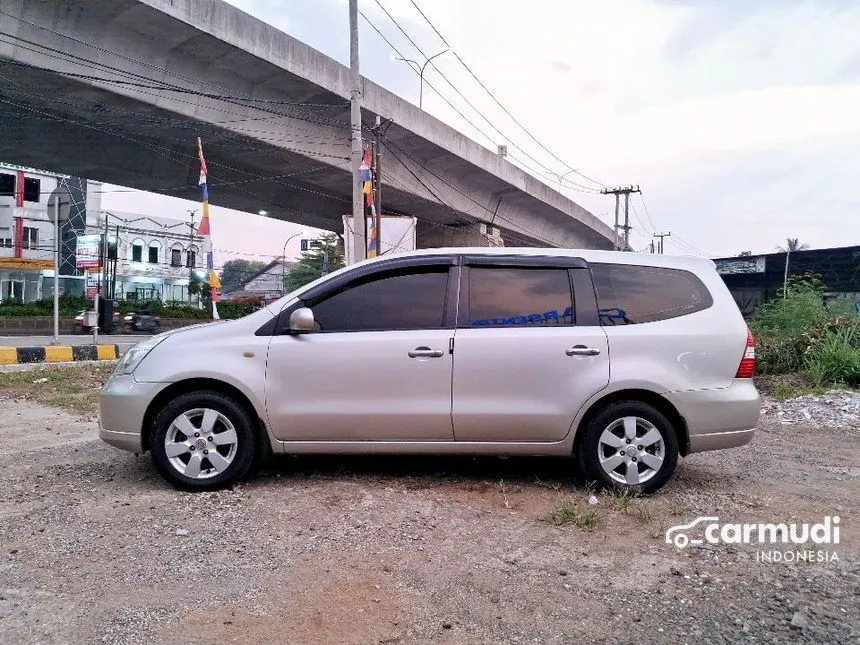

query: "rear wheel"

left=576, top=401, right=679, bottom=493
left=150, top=391, right=256, bottom=491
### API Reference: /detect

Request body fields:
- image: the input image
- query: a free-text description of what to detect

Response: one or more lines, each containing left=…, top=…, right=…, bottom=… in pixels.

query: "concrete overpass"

left=0, top=0, right=616, bottom=250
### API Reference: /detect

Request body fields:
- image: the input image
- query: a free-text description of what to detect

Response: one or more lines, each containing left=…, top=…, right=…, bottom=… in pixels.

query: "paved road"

left=0, top=335, right=144, bottom=347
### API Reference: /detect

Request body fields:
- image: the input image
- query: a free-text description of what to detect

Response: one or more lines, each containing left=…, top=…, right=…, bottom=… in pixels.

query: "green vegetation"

left=605, top=487, right=639, bottom=513
left=750, top=272, right=860, bottom=388
left=541, top=498, right=601, bottom=530
left=283, top=233, right=345, bottom=293
left=219, top=259, right=267, bottom=293
left=0, top=295, right=254, bottom=321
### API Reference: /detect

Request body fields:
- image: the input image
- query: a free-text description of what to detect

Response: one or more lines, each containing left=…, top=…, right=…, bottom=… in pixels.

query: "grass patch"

left=605, top=487, right=640, bottom=513
left=755, top=374, right=831, bottom=400
left=631, top=503, right=657, bottom=524
left=0, top=363, right=113, bottom=414
left=541, top=497, right=601, bottom=530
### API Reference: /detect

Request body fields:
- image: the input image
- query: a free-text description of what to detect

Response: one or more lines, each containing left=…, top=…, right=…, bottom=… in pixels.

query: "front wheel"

left=150, top=391, right=256, bottom=491
left=576, top=401, right=679, bottom=493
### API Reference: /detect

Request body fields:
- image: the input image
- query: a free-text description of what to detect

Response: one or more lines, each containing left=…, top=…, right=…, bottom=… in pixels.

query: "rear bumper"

left=666, top=379, right=761, bottom=454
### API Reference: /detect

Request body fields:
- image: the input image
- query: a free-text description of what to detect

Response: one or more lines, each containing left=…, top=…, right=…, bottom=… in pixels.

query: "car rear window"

left=590, top=263, right=712, bottom=325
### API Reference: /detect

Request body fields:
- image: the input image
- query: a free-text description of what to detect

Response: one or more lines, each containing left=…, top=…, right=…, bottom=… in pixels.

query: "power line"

left=407, top=0, right=607, bottom=190
left=358, top=10, right=598, bottom=195
left=371, top=1, right=599, bottom=194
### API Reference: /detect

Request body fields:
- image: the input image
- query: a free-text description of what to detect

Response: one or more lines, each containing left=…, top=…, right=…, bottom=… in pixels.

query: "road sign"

left=85, top=270, right=99, bottom=299
left=76, top=234, right=102, bottom=269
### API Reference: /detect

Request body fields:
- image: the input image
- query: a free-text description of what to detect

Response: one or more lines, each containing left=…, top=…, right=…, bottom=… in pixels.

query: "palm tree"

left=776, top=238, right=810, bottom=299
left=777, top=238, right=809, bottom=253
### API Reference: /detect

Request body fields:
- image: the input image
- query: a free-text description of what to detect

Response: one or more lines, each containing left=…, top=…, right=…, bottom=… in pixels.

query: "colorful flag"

left=361, top=145, right=378, bottom=258
left=197, top=137, right=220, bottom=319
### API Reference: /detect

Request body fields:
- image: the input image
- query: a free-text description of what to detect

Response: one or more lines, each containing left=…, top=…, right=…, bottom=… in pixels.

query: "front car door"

left=451, top=256, right=610, bottom=442
left=265, top=257, right=459, bottom=442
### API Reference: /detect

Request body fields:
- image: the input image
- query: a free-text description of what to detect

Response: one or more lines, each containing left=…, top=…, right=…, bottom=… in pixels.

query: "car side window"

left=310, top=268, right=450, bottom=332
left=591, top=263, right=713, bottom=325
left=464, top=267, right=573, bottom=327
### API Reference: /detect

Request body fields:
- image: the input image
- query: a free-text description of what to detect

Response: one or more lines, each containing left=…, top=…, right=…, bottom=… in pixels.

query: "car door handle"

left=567, top=345, right=601, bottom=356
left=408, top=347, right=444, bottom=358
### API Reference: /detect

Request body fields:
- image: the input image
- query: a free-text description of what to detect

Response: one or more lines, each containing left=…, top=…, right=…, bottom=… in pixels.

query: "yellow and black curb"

left=0, top=345, right=120, bottom=365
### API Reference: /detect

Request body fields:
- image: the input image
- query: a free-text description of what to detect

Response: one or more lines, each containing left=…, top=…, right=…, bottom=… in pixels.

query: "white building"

left=101, top=210, right=203, bottom=303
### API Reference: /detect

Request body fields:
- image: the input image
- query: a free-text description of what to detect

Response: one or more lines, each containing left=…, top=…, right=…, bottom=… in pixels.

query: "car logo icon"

left=665, top=516, right=719, bottom=549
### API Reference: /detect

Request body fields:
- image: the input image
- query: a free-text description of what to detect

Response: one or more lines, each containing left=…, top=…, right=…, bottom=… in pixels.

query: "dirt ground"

left=1, top=393, right=858, bottom=645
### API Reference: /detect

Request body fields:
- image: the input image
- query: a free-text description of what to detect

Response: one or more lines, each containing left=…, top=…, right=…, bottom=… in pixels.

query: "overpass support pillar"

left=416, top=221, right=505, bottom=249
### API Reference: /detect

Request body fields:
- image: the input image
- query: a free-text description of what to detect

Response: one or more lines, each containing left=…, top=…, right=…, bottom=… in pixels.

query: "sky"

left=102, top=0, right=860, bottom=260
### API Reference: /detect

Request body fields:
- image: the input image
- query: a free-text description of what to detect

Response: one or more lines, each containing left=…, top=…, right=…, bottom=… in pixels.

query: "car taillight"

left=735, top=330, right=756, bottom=378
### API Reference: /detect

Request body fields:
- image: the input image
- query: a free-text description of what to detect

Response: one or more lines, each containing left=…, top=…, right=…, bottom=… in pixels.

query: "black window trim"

left=300, top=255, right=459, bottom=304
left=462, top=254, right=587, bottom=269
left=259, top=257, right=460, bottom=336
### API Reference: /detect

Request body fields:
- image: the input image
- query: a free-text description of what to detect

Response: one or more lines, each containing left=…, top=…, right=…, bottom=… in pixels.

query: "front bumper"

left=99, top=374, right=166, bottom=453
left=665, top=379, right=761, bottom=454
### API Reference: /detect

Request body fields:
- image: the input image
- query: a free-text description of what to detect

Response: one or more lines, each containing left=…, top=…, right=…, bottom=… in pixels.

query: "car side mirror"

left=288, top=307, right=316, bottom=333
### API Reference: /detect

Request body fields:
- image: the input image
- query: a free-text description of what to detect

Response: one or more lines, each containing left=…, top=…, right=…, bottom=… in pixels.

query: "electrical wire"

left=358, top=10, right=599, bottom=195
left=407, top=0, right=608, bottom=190
left=372, top=1, right=599, bottom=194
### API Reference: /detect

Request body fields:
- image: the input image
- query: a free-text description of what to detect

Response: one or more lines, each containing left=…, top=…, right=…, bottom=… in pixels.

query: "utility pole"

left=374, top=115, right=382, bottom=256
left=653, top=232, right=671, bottom=255
left=349, top=0, right=365, bottom=264
left=601, top=185, right=640, bottom=251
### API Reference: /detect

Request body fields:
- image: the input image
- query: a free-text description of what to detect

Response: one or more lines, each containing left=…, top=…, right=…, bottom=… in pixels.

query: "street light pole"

left=281, top=231, right=304, bottom=296
left=395, top=49, right=448, bottom=109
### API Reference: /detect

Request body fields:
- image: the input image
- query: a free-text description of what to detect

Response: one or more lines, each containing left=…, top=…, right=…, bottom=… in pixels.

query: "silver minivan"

left=99, top=248, right=760, bottom=493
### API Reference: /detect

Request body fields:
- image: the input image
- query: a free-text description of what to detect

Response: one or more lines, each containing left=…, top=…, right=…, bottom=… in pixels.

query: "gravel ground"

left=1, top=396, right=858, bottom=645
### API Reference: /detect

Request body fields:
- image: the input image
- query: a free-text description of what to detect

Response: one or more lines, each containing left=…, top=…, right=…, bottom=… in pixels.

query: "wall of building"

left=716, top=246, right=860, bottom=316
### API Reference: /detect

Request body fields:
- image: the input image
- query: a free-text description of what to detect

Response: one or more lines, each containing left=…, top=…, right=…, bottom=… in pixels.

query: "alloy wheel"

left=164, top=408, right=238, bottom=480
left=597, top=416, right=666, bottom=486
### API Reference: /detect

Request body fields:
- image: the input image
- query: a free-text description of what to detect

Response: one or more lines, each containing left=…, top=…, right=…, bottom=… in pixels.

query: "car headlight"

left=114, top=335, right=167, bottom=376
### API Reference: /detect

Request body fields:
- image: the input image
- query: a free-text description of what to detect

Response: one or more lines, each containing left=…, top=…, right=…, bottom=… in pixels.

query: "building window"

left=0, top=173, right=13, bottom=196
left=23, top=227, right=38, bottom=251
left=1, top=238, right=12, bottom=248
left=148, top=244, right=159, bottom=264
left=24, top=178, right=40, bottom=203
left=171, top=248, right=182, bottom=267
left=186, top=249, right=197, bottom=268
left=132, top=244, right=143, bottom=263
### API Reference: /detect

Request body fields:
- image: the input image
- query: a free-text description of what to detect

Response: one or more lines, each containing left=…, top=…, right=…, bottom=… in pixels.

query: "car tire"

left=576, top=400, right=679, bottom=494
left=150, top=391, right=256, bottom=491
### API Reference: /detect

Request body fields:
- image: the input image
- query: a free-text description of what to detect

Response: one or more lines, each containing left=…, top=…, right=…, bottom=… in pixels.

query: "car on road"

left=99, top=247, right=761, bottom=492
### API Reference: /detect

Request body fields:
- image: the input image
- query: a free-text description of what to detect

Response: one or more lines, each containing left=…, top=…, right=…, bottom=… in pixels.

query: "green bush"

left=0, top=295, right=89, bottom=317
left=754, top=332, right=805, bottom=375
left=805, top=325, right=860, bottom=387
left=216, top=301, right=256, bottom=320
left=749, top=290, right=829, bottom=337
